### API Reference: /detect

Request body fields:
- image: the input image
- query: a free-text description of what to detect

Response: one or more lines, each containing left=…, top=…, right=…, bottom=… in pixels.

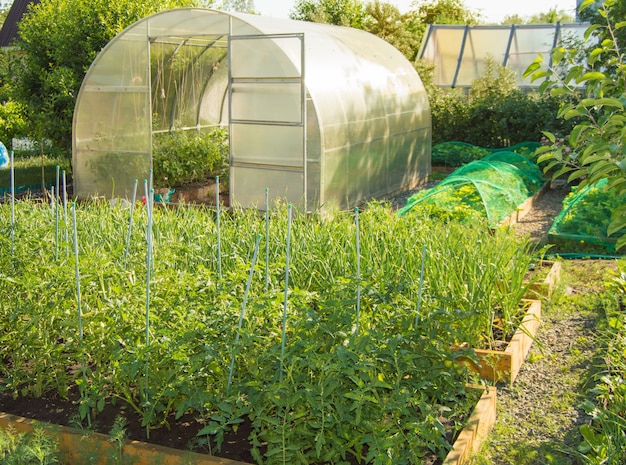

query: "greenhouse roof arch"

left=72, top=8, right=431, bottom=211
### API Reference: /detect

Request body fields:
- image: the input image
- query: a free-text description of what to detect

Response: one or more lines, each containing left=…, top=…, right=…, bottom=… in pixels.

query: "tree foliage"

left=290, top=0, right=366, bottom=28
left=11, top=0, right=197, bottom=154
left=525, top=0, right=626, bottom=248
left=413, top=0, right=480, bottom=25
left=528, top=7, right=575, bottom=24
left=363, top=1, right=422, bottom=61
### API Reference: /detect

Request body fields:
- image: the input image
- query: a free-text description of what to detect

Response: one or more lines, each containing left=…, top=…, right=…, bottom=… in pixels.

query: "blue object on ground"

left=0, top=142, right=8, bottom=169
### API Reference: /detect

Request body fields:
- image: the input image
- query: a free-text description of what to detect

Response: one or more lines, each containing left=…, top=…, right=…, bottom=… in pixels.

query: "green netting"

left=399, top=156, right=545, bottom=226
left=548, top=179, right=626, bottom=253
left=481, top=151, right=545, bottom=193
left=432, top=141, right=541, bottom=167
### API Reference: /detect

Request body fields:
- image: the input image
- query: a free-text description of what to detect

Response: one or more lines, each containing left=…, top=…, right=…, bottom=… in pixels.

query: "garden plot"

left=1, top=196, right=535, bottom=464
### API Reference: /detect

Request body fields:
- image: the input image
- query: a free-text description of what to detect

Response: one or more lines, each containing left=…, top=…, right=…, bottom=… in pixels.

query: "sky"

left=253, top=0, right=580, bottom=23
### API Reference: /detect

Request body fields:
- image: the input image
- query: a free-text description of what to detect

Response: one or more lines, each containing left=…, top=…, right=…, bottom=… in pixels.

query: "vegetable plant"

left=0, top=196, right=535, bottom=463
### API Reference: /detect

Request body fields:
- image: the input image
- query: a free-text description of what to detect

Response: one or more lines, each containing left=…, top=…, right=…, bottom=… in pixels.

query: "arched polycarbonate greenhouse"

left=72, top=8, right=431, bottom=211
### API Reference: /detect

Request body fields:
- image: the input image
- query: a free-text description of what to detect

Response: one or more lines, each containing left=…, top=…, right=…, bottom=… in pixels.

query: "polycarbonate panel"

left=230, top=124, right=303, bottom=167
left=145, top=8, right=230, bottom=38
left=198, top=59, right=229, bottom=125
left=75, top=91, right=150, bottom=151
left=420, top=27, right=466, bottom=87
left=73, top=20, right=150, bottom=199
left=231, top=36, right=301, bottom=78
left=420, top=23, right=588, bottom=88
left=455, top=27, right=511, bottom=87
left=231, top=82, right=301, bottom=122
left=321, top=148, right=349, bottom=210
left=73, top=151, right=151, bottom=199
left=508, top=26, right=559, bottom=86
left=231, top=165, right=304, bottom=208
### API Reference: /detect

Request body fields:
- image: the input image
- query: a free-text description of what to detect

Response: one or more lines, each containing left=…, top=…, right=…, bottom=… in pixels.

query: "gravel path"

left=509, top=181, right=569, bottom=245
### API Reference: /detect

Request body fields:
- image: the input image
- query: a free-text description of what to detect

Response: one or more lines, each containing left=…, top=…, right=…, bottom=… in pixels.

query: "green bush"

left=152, top=127, right=228, bottom=187
left=428, top=59, right=574, bottom=147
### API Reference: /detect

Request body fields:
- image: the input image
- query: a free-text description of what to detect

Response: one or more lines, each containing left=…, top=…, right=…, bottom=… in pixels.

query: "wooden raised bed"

left=524, top=260, right=562, bottom=300
left=0, top=386, right=497, bottom=465
left=443, top=385, right=497, bottom=465
left=457, top=299, right=541, bottom=383
left=0, top=411, right=247, bottom=465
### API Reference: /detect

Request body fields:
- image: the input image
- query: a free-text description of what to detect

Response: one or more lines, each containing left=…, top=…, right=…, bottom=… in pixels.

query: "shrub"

left=152, top=127, right=228, bottom=187
left=428, top=58, right=574, bottom=146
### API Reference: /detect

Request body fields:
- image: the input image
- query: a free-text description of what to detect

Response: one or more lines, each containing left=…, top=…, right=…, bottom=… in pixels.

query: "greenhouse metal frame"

left=72, top=8, right=431, bottom=211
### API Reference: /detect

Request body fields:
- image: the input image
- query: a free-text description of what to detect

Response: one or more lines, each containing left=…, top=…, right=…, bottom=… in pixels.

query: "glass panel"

left=231, top=82, right=301, bottom=123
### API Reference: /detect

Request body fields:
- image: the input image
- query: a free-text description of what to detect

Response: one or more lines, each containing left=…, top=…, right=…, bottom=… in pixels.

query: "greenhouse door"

left=228, top=33, right=306, bottom=210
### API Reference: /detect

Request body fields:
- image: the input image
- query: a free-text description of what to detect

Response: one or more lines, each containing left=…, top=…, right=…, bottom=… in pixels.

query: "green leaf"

left=549, top=87, right=569, bottom=97
left=563, top=108, right=587, bottom=120
left=579, top=424, right=603, bottom=452
left=522, top=55, right=543, bottom=78
left=542, top=131, right=556, bottom=144
left=577, top=72, right=606, bottom=83
left=567, top=170, right=588, bottom=183
left=581, top=98, right=625, bottom=110
left=581, top=154, right=610, bottom=166
left=608, top=205, right=626, bottom=236
left=569, top=125, right=587, bottom=147
left=529, top=69, right=551, bottom=82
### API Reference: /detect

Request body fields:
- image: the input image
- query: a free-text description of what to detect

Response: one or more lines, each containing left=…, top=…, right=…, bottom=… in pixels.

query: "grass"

left=0, top=151, right=71, bottom=192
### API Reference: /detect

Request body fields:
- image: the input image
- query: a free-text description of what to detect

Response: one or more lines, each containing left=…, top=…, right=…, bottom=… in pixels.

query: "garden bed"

left=456, top=299, right=542, bottom=383
left=523, top=260, right=562, bottom=299
left=0, top=385, right=496, bottom=465
left=1, top=199, right=534, bottom=463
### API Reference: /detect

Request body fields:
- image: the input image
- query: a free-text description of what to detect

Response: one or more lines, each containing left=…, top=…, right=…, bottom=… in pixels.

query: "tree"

left=10, top=0, right=197, bottom=155
left=214, top=0, right=255, bottom=13
left=290, top=0, right=366, bottom=28
left=525, top=0, right=626, bottom=248
left=502, top=14, right=524, bottom=25
left=413, top=0, right=481, bottom=25
left=579, top=0, right=626, bottom=53
left=528, top=7, right=575, bottom=24
left=363, top=1, right=421, bottom=61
